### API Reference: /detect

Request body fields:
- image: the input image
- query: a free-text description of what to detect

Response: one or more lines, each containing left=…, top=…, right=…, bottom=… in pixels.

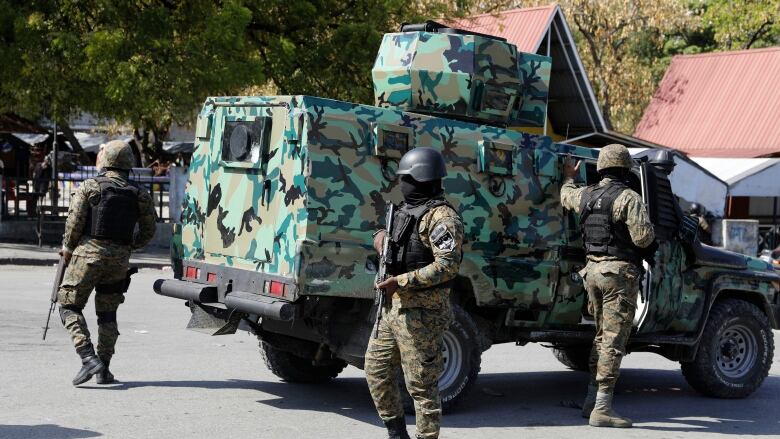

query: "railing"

left=1, top=166, right=173, bottom=223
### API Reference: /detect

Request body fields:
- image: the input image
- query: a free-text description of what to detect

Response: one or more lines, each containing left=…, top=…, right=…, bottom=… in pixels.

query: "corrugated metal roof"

left=634, top=47, right=780, bottom=158
left=447, top=5, right=557, bottom=52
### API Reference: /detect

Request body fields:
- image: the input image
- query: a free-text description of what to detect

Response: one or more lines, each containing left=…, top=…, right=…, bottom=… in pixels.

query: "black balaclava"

left=400, top=175, right=443, bottom=206
left=599, top=167, right=629, bottom=182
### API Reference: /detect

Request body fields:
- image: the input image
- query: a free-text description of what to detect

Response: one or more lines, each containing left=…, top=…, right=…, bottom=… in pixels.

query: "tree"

left=704, top=0, right=780, bottom=50
left=0, top=0, right=515, bottom=162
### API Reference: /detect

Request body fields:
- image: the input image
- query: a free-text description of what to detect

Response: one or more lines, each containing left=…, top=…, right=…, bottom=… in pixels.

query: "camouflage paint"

left=173, top=28, right=778, bottom=335
left=372, top=31, right=550, bottom=127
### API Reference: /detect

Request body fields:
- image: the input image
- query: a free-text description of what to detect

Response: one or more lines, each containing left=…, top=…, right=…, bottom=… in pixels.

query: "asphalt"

left=0, top=242, right=169, bottom=269
left=1, top=266, right=779, bottom=439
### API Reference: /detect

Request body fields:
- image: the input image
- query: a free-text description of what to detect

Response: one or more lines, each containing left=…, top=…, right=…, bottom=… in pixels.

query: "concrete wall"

left=712, top=219, right=759, bottom=256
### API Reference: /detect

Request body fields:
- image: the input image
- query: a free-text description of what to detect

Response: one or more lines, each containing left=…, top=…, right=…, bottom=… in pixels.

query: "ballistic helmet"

left=99, top=140, right=135, bottom=171
left=597, top=143, right=633, bottom=172
left=396, top=147, right=447, bottom=182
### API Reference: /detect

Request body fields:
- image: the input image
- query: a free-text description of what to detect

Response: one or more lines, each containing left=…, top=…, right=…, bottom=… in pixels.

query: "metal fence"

left=1, top=166, right=173, bottom=224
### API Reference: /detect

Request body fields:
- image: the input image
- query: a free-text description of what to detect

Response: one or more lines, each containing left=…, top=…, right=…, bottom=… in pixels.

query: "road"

left=1, top=265, right=779, bottom=439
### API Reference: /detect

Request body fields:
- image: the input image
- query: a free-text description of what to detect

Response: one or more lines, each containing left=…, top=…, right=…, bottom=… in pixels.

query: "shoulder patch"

left=430, top=223, right=455, bottom=252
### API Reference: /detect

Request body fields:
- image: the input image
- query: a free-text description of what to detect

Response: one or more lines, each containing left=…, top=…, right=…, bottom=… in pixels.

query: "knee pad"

left=97, top=311, right=117, bottom=325
left=58, top=305, right=84, bottom=325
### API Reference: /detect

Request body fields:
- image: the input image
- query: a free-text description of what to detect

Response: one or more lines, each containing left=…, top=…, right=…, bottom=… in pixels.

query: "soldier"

left=560, top=144, right=656, bottom=428
left=57, top=140, right=156, bottom=386
left=365, top=147, right=464, bottom=439
left=689, top=203, right=712, bottom=244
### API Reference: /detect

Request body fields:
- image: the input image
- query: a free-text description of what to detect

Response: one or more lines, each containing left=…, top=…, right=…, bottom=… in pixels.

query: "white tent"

left=691, top=158, right=780, bottom=197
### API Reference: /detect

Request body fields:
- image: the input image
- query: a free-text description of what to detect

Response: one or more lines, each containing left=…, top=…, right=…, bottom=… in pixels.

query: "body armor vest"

left=579, top=181, right=640, bottom=264
left=388, top=198, right=452, bottom=275
left=86, top=175, right=140, bottom=245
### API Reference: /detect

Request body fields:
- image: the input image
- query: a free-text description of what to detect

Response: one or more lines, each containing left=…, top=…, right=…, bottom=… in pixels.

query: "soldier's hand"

left=373, top=230, right=386, bottom=254
left=376, top=276, right=399, bottom=296
left=59, top=249, right=72, bottom=265
left=563, top=154, right=582, bottom=179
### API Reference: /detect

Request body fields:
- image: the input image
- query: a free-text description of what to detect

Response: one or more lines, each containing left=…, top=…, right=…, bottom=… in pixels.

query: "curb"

left=0, top=257, right=169, bottom=269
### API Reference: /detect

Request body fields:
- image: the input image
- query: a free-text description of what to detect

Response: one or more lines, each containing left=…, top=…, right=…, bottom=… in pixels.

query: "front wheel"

left=681, top=298, right=774, bottom=398
left=402, top=304, right=483, bottom=413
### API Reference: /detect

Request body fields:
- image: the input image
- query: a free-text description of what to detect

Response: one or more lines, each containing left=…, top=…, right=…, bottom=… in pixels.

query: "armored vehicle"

left=155, top=22, right=780, bottom=409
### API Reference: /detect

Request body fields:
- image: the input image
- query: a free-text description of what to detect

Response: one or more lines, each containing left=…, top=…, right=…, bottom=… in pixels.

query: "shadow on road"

left=76, top=367, right=780, bottom=435
left=0, top=424, right=101, bottom=439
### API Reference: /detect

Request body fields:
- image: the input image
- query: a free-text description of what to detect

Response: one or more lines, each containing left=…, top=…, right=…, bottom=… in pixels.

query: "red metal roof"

left=634, top=47, right=780, bottom=158
left=447, top=5, right=557, bottom=53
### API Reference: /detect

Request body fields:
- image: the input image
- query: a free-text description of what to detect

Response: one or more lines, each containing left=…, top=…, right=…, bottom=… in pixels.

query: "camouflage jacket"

left=62, top=170, right=157, bottom=259
left=391, top=201, right=464, bottom=309
left=560, top=176, right=655, bottom=262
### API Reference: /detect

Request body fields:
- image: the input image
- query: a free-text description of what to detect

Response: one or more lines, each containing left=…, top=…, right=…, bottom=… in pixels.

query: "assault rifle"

left=373, top=202, right=395, bottom=339
left=43, top=255, right=68, bottom=340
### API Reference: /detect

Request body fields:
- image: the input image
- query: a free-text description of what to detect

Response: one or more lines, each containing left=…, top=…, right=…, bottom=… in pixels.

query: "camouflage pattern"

left=62, top=170, right=157, bottom=256
left=395, top=203, right=464, bottom=309
left=171, top=26, right=779, bottom=374
left=59, top=169, right=156, bottom=360
left=58, top=255, right=128, bottom=361
left=372, top=30, right=550, bottom=127
left=596, top=143, right=633, bottom=172
left=559, top=176, right=656, bottom=255
left=582, top=260, right=640, bottom=393
left=98, top=140, right=135, bottom=170
left=365, top=301, right=453, bottom=439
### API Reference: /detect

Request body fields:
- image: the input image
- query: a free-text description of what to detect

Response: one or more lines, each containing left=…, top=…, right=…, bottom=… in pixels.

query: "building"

left=635, top=47, right=780, bottom=249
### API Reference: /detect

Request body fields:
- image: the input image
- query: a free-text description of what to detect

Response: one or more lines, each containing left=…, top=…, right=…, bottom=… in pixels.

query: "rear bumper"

left=153, top=260, right=300, bottom=322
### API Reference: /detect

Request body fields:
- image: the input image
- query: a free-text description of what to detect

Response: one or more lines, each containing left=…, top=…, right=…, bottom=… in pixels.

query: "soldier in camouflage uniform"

left=560, top=144, right=656, bottom=428
left=365, top=147, right=464, bottom=439
left=58, top=140, right=157, bottom=386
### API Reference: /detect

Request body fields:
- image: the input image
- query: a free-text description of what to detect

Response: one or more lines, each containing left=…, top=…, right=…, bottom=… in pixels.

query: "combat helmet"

left=597, top=143, right=633, bottom=172
left=396, top=147, right=447, bottom=182
left=99, top=140, right=135, bottom=171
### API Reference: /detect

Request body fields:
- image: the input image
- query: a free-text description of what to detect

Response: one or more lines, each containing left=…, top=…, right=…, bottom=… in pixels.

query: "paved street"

left=1, top=265, right=779, bottom=439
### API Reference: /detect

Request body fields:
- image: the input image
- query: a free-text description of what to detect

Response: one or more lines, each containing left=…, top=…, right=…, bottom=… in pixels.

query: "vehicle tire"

left=681, top=298, right=774, bottom=398
left=259, top=340, right=347, bottom=383
left=552, top=345, right=592, bottom=371
left=401, top=304, right=482, bottom=414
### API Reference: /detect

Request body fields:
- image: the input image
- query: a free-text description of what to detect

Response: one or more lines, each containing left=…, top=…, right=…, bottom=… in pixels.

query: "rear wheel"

left=552, top=345, right=592, bottom=371
left=259, top=340, right=347, bottom=383
left=402, top=304, right=482, bottom=413
left=681, top=299, right=773, bottom=398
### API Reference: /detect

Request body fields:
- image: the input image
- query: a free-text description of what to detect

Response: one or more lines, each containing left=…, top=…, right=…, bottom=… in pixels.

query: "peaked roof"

left=448, top=5, right=557, bottom=53
left=634, top=47, right=780, bottom=158
left=448, top=5, right=608, bottom=136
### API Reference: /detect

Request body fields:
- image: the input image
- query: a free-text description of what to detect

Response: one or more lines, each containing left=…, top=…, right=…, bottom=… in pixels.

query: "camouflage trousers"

left=365, top=300, right=452, bottom=439
left=57, top=254, right=128, bottom=361
left=582, top=260, right=641, bottom=394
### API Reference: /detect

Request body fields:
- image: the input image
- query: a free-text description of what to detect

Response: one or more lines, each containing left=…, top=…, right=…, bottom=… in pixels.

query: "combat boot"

left=581, top=384, right=597, bottom=418
left=72, top=345, right=105, bottom=386
left=589, top=392, right=632, bottom=428
left=95, top=358, right=116, bottom=384
left=383, top=416, right=411, bottom=439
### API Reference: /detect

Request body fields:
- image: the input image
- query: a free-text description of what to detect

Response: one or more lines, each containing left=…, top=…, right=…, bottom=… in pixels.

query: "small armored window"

left=221, top=116, right=272, bottom=163
left=373, top=124, right=413, bottom=159
left=478, top=140, right=514, bottom=176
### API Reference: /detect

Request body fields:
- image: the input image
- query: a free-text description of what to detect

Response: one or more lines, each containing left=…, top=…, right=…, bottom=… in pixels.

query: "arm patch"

left=430, top=223, right=455, bottom=252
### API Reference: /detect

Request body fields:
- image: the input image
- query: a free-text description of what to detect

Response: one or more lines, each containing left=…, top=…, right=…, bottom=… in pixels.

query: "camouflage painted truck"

left=154, top=22, right=780, bottom=409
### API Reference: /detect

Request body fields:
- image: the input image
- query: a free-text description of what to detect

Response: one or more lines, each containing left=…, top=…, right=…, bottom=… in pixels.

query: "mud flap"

left=186, top=304, right=241, bottom=335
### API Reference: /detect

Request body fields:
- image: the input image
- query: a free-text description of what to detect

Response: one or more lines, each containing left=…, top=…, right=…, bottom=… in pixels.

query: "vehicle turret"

left=372, top=20, right=552, bottom=127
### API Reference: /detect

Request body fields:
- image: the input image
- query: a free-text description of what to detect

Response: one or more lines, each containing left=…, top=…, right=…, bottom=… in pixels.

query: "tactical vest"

left=579, top=181, right=640, bottom=264
left=85, top=175, right=140, bottom=245
left=388, top=198, right=453, bottom=275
